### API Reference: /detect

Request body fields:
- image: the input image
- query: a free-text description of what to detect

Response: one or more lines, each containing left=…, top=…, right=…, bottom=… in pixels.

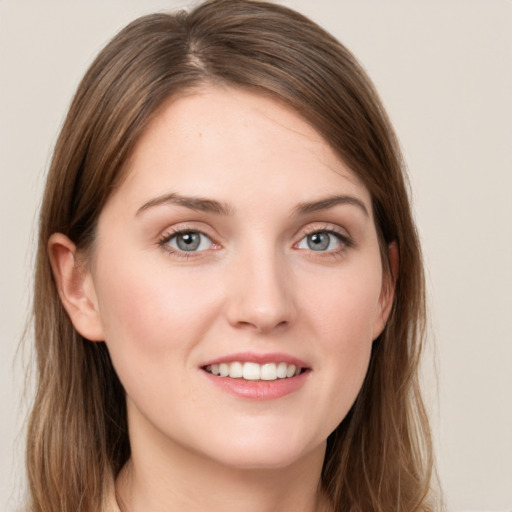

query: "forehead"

left=110, top=85, right=372, bottom=214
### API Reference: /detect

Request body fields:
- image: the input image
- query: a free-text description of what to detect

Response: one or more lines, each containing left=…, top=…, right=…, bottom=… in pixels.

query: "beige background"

left=1, top=1, right=511, bottom=510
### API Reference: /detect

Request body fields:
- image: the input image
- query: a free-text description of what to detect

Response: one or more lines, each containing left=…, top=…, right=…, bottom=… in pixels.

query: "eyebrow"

left=136, top=193, right=233, bottom=216
left=136, top=192, right=369, bottom=218
left=294, top=195, right=369, bottom=217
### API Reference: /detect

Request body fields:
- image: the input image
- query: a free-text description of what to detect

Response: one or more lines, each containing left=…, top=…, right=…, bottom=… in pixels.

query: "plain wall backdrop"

left=1, top=1, right=511, bottom=510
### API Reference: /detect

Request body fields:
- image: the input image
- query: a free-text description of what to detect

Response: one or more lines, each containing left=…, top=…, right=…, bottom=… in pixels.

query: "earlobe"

left=48, top=233, right=105, bottom=341
left=372, top=242, right=399, bottom=340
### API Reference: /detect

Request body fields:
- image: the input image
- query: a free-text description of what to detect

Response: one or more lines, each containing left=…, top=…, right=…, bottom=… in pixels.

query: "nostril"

left=233, top=318, right=289, bottom=333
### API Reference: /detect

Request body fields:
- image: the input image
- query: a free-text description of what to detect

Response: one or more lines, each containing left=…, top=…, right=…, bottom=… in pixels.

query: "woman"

left=26, top=0, right=436, bottom=511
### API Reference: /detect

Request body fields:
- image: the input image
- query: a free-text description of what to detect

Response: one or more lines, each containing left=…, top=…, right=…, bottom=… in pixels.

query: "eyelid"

left=156, top=221, right=219, bottom=243
left=296, top=223, right=352, bottom=242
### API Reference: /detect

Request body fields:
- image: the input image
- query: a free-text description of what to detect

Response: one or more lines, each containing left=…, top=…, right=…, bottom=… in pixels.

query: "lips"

left=201, top=352, right=309, bottom=380
left=205, top=361, right=303, bottom=381
left=200, top=352, right=310, bottom=399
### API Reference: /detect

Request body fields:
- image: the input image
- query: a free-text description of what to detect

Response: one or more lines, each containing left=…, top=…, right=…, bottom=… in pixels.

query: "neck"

left=115, top=418, right=331, bottom=512
left=116, top=459, right=330, bottom=512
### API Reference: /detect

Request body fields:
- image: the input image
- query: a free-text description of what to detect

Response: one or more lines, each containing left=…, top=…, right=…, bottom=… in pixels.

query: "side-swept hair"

left=27, top=1, right=435, bottom=510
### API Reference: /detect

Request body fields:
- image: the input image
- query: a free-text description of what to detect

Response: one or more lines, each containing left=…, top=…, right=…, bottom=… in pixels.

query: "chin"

left=195, top=432, right=326, bottom=471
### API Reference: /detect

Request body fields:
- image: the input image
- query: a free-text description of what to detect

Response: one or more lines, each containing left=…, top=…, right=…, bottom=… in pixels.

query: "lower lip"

left=202, top=370, right=310, bottom=400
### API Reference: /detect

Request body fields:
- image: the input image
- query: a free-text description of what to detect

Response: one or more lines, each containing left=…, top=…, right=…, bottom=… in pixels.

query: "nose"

left=225, top=249, right=296, bottom=334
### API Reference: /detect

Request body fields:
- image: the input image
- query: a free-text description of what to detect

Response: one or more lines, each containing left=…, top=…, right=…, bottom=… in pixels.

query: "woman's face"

left=84, top=86, right=393, bottom=470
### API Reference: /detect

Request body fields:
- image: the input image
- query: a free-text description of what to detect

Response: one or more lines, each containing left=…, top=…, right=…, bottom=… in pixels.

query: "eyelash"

left=157, top=225, right=353, bottom=259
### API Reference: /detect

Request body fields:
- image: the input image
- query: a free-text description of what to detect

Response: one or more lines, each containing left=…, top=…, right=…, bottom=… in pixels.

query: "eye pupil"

left=307, top=232, right=330, bottom=251
left=177, top=232, right=200, bottom=251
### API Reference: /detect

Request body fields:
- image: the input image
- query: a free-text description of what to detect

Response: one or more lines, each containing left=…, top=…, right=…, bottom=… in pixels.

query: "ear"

left=372, top=242, right=399, bottom=340
left=48, top=233, right=105, bottom=341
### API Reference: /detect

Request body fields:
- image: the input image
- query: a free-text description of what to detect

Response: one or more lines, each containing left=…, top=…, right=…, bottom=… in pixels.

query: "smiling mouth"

left=203, top=361, right=306, bottom=381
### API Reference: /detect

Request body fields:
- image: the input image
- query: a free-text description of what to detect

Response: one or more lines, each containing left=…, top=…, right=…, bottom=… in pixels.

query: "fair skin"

left=49, top=86, right=396, bottom=512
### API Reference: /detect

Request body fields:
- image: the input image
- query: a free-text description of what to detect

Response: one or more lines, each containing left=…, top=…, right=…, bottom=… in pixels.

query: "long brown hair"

left=27, top=1, right=435, bottom=510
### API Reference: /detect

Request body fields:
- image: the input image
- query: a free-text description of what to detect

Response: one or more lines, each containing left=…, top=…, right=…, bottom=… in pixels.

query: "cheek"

left=305, top=258, right=383, bottom=346
left=92, top=252, right=222, bottom=369
left=92, top=255, right=228, bottom=423
left=319, top=288, right=375, bottom=392
left=302, top=261, right=382, bottom=424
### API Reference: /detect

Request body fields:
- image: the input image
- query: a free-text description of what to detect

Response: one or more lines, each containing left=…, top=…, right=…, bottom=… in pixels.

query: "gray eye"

left=306, top=232, right=330, bottom=251
left=168, top=231, right=212, bottom=252
left=176, top=232, right=200, bottom=251
left=296, top=231, right=343, bottom=252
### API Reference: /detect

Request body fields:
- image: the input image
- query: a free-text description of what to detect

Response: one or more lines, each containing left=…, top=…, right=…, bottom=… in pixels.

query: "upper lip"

left=200, top=352, right=310, bottom=369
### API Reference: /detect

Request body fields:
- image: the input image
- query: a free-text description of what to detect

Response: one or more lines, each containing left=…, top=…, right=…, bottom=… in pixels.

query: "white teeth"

left=276, top=362, right=288, bottom=378
left=229, top=361, right=243, bottom=378
left=243, top=362, right=261, bottom=380
left=261, top=363, right=277, bottom=381
left=219, top=363, right=229, bottom=377
left=205, top=361, right=303, bottom=381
